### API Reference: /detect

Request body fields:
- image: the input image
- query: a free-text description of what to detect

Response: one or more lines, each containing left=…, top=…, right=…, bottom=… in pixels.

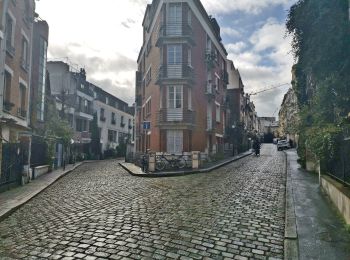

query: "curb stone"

left=119, top=151, right=253, bottom=178
left=283, top=151, right=299, bottom=260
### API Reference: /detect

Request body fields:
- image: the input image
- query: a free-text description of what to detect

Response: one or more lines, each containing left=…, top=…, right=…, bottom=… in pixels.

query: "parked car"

left=277, top=140, right=290, bottom=151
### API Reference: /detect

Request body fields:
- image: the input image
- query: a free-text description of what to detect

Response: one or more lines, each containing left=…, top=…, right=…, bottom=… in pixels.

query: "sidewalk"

left=0, top=162, right=85, bottom=221
left=285, top=149, right=350, bottom=260
left=119, top=150, right=252, bottom=177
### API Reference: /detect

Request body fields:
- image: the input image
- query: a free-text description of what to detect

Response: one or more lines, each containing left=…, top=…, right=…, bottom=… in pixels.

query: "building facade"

left=93, top=86, right=134, bottom=153
left=0, top=0, right=36, bottom=185
left=47, top=61, right=94, bottom=145
left=135, top=0, right=229, bottom=155
left=30, top=19, right=49, bottom=130
left=0, top=0, right=35, bottom=143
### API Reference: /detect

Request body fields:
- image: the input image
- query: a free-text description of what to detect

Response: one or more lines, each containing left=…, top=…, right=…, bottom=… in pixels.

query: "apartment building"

left=93, top=86, right=134, bottom=153
left=135, top=0, right=229, bottom=155
left=47, top=61, right=94, bottom=144
left=0, top=0, right=35, bottom=143
left=30, top=19, right=48, bottom=130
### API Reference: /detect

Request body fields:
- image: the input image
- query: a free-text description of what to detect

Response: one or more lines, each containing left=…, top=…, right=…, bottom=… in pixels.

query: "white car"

left=277, top=140, right=290, bottom=151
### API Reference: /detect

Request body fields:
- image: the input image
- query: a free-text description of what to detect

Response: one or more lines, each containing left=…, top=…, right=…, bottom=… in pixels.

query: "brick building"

left=135, top=0, right=229, bottom=155
left=0, top=0, right=36, bottom=185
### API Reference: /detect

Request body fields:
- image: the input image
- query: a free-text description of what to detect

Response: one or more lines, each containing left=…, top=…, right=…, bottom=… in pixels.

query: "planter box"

left=33, top=165, right=50, bottom=179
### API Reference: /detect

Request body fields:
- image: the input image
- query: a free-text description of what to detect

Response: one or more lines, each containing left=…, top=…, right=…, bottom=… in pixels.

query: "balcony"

left=100, top=116, right=106, bottom=122
left=74, top=131, right=92, bottom=144
left=221, top=70, right=229, bottom=85
left=3, top=100, right=14, bottom=112
left=205, top=83, right=217, bottom=99
left=120, top=122, right=126, bottom=128
left=156, top=22, right=195, bottom=47
left=6, top=42, right=15, bottom=57
left=156, top=63, right=194, bottom=85
left=17, top=108, right=27, bottom=119
left=20, top=57, right=29, bottom=72
left=157, top=109, right=195, bottom=129
left=206, top=116, right=216, bottom=133
left=111, top=119, right=116, bottom=125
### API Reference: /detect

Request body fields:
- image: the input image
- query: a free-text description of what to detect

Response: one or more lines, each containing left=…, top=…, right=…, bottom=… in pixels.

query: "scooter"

left=254, top=147, right=260, bottom=156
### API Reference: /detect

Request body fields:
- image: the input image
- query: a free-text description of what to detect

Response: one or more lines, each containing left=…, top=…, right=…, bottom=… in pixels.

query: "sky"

left=35, top=0, right=297, bottom=117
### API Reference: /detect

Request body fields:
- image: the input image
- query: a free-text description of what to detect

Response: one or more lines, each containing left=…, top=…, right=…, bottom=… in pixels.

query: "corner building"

left=136, top=0, right=228, bottom=154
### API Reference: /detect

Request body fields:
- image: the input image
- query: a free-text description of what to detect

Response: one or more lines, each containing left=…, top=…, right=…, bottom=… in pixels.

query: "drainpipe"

left=0, top=0, right=9, bottom=178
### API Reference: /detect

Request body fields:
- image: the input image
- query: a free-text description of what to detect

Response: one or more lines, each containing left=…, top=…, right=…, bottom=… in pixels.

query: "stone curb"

left=119, top=151, right=253, bottom=178
left=283, top=151, right=299, bottom=260
left=0, top=161, right=97, bottom=222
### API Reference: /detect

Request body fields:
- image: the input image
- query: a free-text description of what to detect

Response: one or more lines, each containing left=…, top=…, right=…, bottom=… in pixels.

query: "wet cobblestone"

left=0, top=145, right=286, bottom=259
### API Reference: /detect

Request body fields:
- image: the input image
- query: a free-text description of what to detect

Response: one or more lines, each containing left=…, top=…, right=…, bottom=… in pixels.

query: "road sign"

left=143, top=121, right=151, bottom=130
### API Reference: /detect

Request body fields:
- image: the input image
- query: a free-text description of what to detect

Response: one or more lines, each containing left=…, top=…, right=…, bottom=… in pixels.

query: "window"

left=3, top=71, right=12, bottom=108
left=206, top=36, right=211, bottom=52
left=188, top=88, right=192, bottom=110
left=187, top=9, right=192, bottom=25
left=168, top=86, right=182, bottom=109
left=5, top=14, right=14, bottom=48
left=37, top=37, right=47, bottom=121
left=108, top=130, right=117, bottom=142
left=188, top=49, right=192, bottom=66
left=120, top=116, right=125, bottom=127
left=21, top=37, right=29, bottom=70
left=19, top=84, right=26, bottom=118
left=216, top=103, right=221, bottom=122
left=167, top=45, right=182, bottom=65
left=168, top=3, right=182, bottom=23
left=167, top=130, right=183, bottom=154
left=215, top=75, right=220, bottom=91
left=145, top=67, right=151, bottom=86
left=145, top=98, right=151, bottom=116
left=111, top=112, right=116, bottom=125
left=100, top=108, right=105, bottom=121
left=76, top=119, right=88, bottom=132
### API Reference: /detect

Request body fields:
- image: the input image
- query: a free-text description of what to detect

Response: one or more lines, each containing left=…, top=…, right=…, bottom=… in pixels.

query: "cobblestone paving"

left=0, top=144, right=286, bottom=260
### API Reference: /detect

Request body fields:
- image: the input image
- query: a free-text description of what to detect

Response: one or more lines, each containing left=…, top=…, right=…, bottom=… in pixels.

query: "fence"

left=31, top=136, right=48, bottom=167
left=325, top=138, right=350, bottom=186
left=0, top=143, right=24, bottom=192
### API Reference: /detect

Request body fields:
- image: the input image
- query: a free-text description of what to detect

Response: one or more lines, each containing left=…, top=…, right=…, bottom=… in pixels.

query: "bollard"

left=148, top=153, right=155, bottom=172
left=192, top=151, right=200, bottom=169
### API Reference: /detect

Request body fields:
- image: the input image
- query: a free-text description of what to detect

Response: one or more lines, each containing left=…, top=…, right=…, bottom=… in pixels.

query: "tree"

left=286, top=0, right=350, bottom=165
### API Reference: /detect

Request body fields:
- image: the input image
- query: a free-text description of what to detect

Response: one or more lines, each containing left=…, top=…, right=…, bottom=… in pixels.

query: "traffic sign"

left=143, top=121, right=151, bottom=130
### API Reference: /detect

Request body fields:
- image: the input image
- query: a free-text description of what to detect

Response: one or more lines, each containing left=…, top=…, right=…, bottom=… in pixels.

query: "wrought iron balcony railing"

left=157, top=63, right=194, bottom=84
left=157, top=109, right=195, bottom=126
left=156, top=22, right=194, bottom=46
left=17, top=108, right=27, bottom=119
left=205, top=83, right=217, bottom=97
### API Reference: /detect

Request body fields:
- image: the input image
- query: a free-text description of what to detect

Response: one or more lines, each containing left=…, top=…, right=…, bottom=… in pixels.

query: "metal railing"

left=325, top=138, right=350, bottom=186
left=157, top=63, right=194, bottom=82
left=157, top=109, right=195, bottom=125
left=157, top=22, right=193, bottom=39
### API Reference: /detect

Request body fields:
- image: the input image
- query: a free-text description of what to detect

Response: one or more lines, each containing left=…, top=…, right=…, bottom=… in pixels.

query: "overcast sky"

left=36, top=0, right=297, bottom=117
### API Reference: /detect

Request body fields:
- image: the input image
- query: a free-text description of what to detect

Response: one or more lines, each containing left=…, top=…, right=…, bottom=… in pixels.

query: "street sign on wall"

left=143, top=121, right=151, bottom=130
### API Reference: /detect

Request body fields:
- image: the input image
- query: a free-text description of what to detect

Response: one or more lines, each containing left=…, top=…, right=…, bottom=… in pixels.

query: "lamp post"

left=231, top=124, right=236, bottom=156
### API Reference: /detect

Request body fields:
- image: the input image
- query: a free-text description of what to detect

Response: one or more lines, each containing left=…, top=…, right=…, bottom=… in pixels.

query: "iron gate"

left=0, top=143, right=24, bottom=191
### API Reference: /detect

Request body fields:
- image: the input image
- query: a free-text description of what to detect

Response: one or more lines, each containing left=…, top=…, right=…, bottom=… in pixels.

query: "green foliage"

left=45, top=99, right=74, bottom=146
left=286, top=0, right=350, bottom=164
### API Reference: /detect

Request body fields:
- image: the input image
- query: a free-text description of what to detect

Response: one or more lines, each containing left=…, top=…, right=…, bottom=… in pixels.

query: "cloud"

left=221, top=27, right=241, bottom=38
left=201, top=0, right=295, bottom=15
left=226, top=17, right=293, bottom=116
left=225, top=42, right=247, bottom=54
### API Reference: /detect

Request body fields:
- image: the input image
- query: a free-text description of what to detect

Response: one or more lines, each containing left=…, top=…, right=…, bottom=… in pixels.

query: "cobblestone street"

left=0, top=144, right=286, bottom=260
